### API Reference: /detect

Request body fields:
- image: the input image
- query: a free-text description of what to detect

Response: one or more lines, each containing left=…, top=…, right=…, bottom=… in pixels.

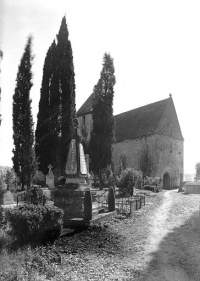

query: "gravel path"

left=53, top=190, right=200, bottom=280
left=138, top=190, right=200, bottom=281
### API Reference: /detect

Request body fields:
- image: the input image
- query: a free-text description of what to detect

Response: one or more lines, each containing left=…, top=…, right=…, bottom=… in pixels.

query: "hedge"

left=6, top=204, right=64, bottom=245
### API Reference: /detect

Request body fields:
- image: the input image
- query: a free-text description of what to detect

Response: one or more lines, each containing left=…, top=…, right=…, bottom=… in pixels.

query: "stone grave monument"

left=46, top=164, right=55, bottom=189
left=54, top=118, right=91, bottom=226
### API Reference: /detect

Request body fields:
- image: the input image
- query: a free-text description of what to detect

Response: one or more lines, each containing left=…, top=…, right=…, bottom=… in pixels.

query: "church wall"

left=112, top=134, right=183, bottom=186
left=78, top=113, right=93, bottom=143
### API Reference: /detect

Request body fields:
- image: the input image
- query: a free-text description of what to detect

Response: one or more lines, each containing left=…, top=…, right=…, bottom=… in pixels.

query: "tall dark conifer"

left=56, top=16, right=76, bottom=174
left=35, top=16, right=76, bottom=176
left=90, top=53, right=116, bottom=174
left=12, top=37, right=35, bottom=188
left=35, top=41, right=59, bottom=174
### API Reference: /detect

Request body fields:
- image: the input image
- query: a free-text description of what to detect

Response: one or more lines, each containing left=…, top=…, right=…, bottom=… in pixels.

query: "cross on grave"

left=48, top=164, right=53, bottom=174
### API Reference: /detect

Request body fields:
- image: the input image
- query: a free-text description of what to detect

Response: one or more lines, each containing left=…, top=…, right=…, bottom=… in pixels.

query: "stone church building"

left=77, top=94, right=184, bottom=189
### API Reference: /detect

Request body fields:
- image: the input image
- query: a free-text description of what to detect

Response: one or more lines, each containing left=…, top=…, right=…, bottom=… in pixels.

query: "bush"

left=117, top=168, right=143, bottom=194
left=32, top=170, right=45, bottom=187
left=5, top=204, right=64, bottom=245
left=143, top=177, right=161, bottom=192
left=0, top=207, right=5, bottom=228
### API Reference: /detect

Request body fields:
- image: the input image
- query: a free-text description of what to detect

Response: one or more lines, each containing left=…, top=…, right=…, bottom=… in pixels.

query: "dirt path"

left=49, top=190, right=200, bottom=280
left=138, top=190, right=200, bottom=281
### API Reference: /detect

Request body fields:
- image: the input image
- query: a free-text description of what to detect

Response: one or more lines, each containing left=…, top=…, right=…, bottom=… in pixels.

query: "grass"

left=0, top=241, right=62, bottom=281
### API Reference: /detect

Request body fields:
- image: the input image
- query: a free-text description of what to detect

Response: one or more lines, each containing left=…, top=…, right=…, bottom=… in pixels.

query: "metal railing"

left=16, top=189, right=51, bottom=206
left=91, top=189, right=108, bottom=210
left=115, top=194, right=145, bottom=216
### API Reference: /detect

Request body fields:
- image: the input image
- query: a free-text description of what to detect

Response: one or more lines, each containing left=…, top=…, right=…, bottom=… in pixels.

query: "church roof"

left=77, top=94, right=184, bottom=142
left=77, top=93, right=94, bottom=116
left=115, top=97, right=184, bottom=142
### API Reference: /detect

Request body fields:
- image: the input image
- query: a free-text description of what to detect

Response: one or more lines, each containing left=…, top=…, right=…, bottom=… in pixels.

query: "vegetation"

left=143, top=176, right=161, bottom=192
left=12, top=36, right=35, bottom=189
left=35, top=16, right=76, bottom=176
left=138, top=143, right=154, bottom=177
left=117, top=168, right=143, bottom=194
left=195, top=162, right=200, bottom=181
left=89, top=53, right=116, bottom=175
left=32, top=170, right=45, bottom=186
left=0, top=49, right=3, bottom=125
left=5, top=204, right=63, bottom=246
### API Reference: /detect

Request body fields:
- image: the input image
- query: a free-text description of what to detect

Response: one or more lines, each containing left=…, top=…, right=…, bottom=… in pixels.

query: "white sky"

left=0, top=0, right=200, bottom=174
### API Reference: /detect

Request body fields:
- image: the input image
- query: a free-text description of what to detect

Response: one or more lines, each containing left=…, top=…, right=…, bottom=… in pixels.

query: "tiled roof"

left=77, top=93, right=94, bottom=116
left=114, top=97, right=183, bottom=142
left=77, top=95, right=184, bottom=142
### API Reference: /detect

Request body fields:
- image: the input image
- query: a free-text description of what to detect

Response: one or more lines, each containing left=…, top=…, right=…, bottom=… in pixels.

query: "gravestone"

left=46, top=164, right=55, bottom=189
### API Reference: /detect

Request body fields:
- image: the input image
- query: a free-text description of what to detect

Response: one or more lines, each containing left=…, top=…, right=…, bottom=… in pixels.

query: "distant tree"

left=35, top=16, right=76, bottom=176
left=138, top=143, right=154, bottom=178
left=195, top=162, right=200, bottom=181
left=0, top=49, right=3, bottom=125
left=89, top=53, right=116, bottom=174
left=4, top=168, right=16, bottom=191
left=12, top=36, right=35, bottom=189
left=0, top=171, right=5, bottom=192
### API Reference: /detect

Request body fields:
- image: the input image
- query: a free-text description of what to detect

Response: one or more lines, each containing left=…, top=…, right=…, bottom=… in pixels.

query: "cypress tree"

left=12, top=36, right=35, bottom=189
left=89, top=53, right=116, bottom=174
left=56, top=16, right=76, bottom=175
left=35, top=16, right=76, bottom=176
left=35, top=41, right=59, bottom=174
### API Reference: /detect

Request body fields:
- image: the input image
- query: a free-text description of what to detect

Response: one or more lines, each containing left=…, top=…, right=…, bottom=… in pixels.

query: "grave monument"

left=46, top=164, right=55, bottom=189
left=54, top=118, right=91, bottom=226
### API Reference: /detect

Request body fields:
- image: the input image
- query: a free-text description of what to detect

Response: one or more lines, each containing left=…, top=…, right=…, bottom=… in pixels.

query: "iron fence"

left=115, top=195, right=145, bottom=216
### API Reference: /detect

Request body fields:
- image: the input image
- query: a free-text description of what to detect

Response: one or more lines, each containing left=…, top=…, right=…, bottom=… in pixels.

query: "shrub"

left=32, top=170, right=45, bottom=187
left=0, top=207, right=5, bottom=228
left=143, top=176, right=161, bottom=192
left=117, top=168, right=143, bottom=194
left=5, top=204, right=64, bottom=245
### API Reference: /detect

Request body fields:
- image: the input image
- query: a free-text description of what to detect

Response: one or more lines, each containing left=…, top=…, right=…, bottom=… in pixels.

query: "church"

left=77, top=94, right=184, bottom=189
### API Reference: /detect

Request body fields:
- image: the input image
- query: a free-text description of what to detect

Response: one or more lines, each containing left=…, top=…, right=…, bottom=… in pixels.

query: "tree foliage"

left=138, top=143, right=154, bottom=178
left=89, top=53, right=116, bottom=174
left=4, top=168, right=17, bottom=191
left=12, top=36, right=35, bottom=189
left=195, top=162, right=200, bottom=180
left=35, top=16, right=76, bottom=176
left=0, top=49, right=3, bottom=125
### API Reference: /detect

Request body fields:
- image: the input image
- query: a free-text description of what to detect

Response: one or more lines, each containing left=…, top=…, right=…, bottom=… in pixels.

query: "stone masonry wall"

left=78, top=113, right=93, bottom=143
left=112, top=134, right=183, bottom=183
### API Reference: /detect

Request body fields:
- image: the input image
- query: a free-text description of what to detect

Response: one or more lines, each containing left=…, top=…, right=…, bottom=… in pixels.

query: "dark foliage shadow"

left=56, top=221, right=126, bottom=256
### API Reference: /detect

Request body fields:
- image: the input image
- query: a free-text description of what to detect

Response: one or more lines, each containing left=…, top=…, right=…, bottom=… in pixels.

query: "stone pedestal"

left=54, top=183, right=90, bottom=226
left=41, top=187, right=51, bottom=199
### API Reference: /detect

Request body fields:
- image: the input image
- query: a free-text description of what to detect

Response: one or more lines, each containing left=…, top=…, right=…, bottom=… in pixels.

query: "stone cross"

left=48, top=164, right=53, bottom=174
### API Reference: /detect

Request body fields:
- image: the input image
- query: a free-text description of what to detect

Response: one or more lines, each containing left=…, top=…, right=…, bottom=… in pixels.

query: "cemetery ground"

left=1, top=190, right=200, bottom=280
